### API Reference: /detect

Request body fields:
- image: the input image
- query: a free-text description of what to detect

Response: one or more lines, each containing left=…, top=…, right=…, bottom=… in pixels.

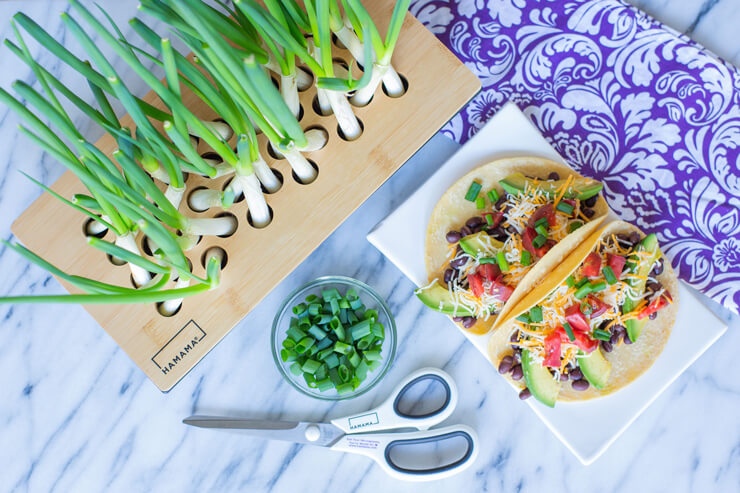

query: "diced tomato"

left=572, top=331, right=598, bottom=353
left=543, top=332, right=562, bottom=368
left=468, top=273, right=484, bottom=298
left=584, top=295, right=611, bottom=318
left=564, top=304, right=591, bottom=332
left=582, top=252, right=602, bottom=277
left=522, top=227, right=538, bottom=257
left=638, top=291, right=672, bottom=320
left=479, top=263, right=501, bottom=281
left=488, top=279, right=513, bottom=302
left=528, top=203, right=557, bottom=228
left=607, top=253, right=626, bottom=279
left=484, top=211, right=504, bottom=228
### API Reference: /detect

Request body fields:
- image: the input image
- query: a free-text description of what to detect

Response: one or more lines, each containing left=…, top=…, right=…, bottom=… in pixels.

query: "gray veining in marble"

left=0, top=1, right=738, bottom=492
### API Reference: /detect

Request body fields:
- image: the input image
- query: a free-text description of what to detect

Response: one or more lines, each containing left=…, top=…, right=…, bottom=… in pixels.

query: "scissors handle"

left=331, top=367, right=458, bottom=434
left=330, top=424, right=478, bottom=482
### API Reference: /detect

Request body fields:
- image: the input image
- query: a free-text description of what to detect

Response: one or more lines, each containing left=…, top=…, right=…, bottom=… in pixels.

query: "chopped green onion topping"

left=485, top=213, right=494, bottom=226
left=603, top=266, right=617, bottom=285
left=535, top=217, right=549, bottom=228
left=487, top=189, right=499, bottom=203
left=563, top=322, right=576, bottom=341
left=568, top=221, right=583, bottom=233
left=592, top=329, right=611, bottom=341
left=496, top=251, right=509, bottom=272
left=535, top=224, right=548, bottom=236
left=521, top=251, right=532, bottom=266
left=529, top=306, right=543, bottom=323
left=574, top=284, right=592, bottom=300
left=566, top=275, right=576, bottom=288
left=476, top=196, right=485, bottom=209
left=479, top=257, right=497, bottom=264
left=576, top=277, right=589, bottom=288
left=532, top=234, right=547, bottom=248
left=516, top=313, right=530, bottom=324
left=580, top=302, right=593, bottom=316
left=465, top=181, right=482, bottom=202
left=556, top=201, right=575, bottom=215
left=589, top=280, right=607, bottom=292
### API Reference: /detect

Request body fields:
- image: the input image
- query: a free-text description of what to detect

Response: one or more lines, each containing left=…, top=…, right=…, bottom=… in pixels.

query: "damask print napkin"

left=408, top=0, right=740, bottom=314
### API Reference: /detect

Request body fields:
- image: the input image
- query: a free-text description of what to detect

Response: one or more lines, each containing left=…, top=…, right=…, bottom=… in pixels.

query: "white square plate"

left=367, top=103, right=728, bottom=464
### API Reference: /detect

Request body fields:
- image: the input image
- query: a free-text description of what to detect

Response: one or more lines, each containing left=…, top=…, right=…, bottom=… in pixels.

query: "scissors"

left=184, top=368, right=478, bottom=482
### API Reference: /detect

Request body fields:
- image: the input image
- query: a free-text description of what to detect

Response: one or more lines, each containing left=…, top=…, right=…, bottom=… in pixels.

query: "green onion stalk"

left=146, top=0, right=328, bottom=190
left=235, top=0, right=373, bottom=142
left=343, top=0, right=410, bottom=106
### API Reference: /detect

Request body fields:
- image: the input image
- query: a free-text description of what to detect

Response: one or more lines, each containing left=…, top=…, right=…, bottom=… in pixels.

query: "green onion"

left=479, top=257, right=496, bottom=264
left=535, top=224, right=548, bottom=236
left=603, top=266, right=617, bottom=285
left=576, top=278, right=590, bottom=288
left=574, top=284, right=592, bottom=300
left=521, top=251, right=532, bottom=266
left=580, top=302, right=593, bottom=315
left=487, top=189, right=499, bottom=202
left=516, top=313, right=530, bottom=324
left=589, top=281, right=607, bottom=292
left=485, top=213, right=494, bottom=226
left=535, top=217, right=549, bottom=228
left=532, top=234, right=547, bottom=248
left=496, top=251, right=510, bottom=272
left=593, top=329, right=610, bottom=341
left=563, top=322, right=576, bottom=341
left=465, top=181, right=482, bottom=201
left=556, top=201, right=574, bottom=215
left=568, top=221, right=583, bottom=233
left=476, top=196, right=486, bottom=209
left=529, top=306, right=543, bottom=323
left=566, top=275, right=576, bottom=288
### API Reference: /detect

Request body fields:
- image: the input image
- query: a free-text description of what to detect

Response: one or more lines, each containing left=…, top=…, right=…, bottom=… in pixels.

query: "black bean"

left=584, top=195, right=598, bottom=208
left=472, top=224, right=486, bottom=233
left=456, top=245, right=463, bottom=255
left=649, top=312, right=658, bottom=320
left=462, top=316, right=477, bottom=329
left=506, top=225, right=518, bottom=235
left=629, top=231, right=641, bottom=244
left=513, top=350, right=521, bottom=362
left=510, top=330, right=520, bottom=342
left=601, top=341, right=613, bottom=353
left=466, top=216, right=484, bottom=228
left=510, top=364, right=523, bottom=381
left=560, top=372, right=569, bottom=382
left=582, top=208, right=595, bottom=218
left=452, top=316, right=464, bottom=322
left=651, top=258, right=664, bottom=276
left=444, top=268, right=454, bottom=283
left=646, top=280, right=662, bottom=292
left=624, top=333, right=634, bottom=345
left=450, top=257, right=467, bottom=269
left=498, top=355, right=514, bottom=374
left=460, top=226, right=472, bottom=237
left=610, top=331, right=621, bottom=345
left=491, top=227, right=507, bottom=240
left=599, top=320, right=612, bottom=332
left=495, top=197, right=507, bottom=210
left=446, top=231, right=462, bottom=243
left=569, top=368, right=583, bottom=380
left=518, top=388, right=532, bottom=400
left=616, top=233, right=632, bottom=245
left=572, top=379, right=590, bottom=391
left=547, top=172, right=560, bottom=181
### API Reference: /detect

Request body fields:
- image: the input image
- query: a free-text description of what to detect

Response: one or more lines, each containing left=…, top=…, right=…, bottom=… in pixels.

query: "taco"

left=415, top=156, right=609, bottom=335
left=488, top=220, right=678, bottom=407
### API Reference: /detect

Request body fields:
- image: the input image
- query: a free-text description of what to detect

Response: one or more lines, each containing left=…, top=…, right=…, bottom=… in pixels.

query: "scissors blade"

left=183, top=416, right=344, bottom=447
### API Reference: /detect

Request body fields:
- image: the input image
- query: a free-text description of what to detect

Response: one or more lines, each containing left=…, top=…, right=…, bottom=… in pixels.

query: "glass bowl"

left=271, top=276, right=397, bottom=400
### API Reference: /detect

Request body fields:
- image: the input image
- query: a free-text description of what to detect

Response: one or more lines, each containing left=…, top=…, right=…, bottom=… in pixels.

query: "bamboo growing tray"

left=11, top=3, right=480, bottom=391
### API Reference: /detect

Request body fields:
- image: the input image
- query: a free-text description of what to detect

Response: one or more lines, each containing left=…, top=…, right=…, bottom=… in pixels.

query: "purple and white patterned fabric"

left=409, top=0, right=740, bottom=313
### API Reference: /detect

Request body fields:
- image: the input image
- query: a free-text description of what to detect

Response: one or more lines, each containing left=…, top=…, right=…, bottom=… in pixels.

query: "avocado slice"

left=623, top=234, right=661, bottom=343
left=521, top=349, right=560, bottom=407
left=577, top=348, right=611, bottom=389
left=499, top=172, right=603, bottom=200
left=459, top=231, right=504, bottom=257
left=415, top=280, right=473, bottom=317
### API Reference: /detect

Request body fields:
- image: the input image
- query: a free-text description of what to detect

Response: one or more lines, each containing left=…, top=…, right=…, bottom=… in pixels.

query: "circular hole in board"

left=381, top=73, right=410, bottom=99
left=259, top=169, right=283, bottom=195
left=186, top=186, right=212, bottom=212
left=312, top=94, right=332, bottom=117
left=291, top=160, right=319, bottom=186
left=331, top=33, right=345, bottom=49
left=213, top=211, right=238, bottom=238
left=302, top=124, right=330, bottom=151
left=298, top=104, right=305, bottom=122
left=156, top=301, right=181, bottom=317
left=271, top=76, right=280, bottom=89
left=106, top=253, right=127, bottom=266
left=349, top=93, right=373, bottom=108
left=336, top=118, right=364, bottom=142
left=220, top=178, right=245, bottom=204
left=82, top=217, right=108, bottom=239
left=266, top=142, right=285, bottom=161
left=200, top=246, right=228, bottom=270
left=246, top=204, right=275, bottom=229
left=297, top=67, right=314, bottom=92
left=333, top=57, right=349, bottom=70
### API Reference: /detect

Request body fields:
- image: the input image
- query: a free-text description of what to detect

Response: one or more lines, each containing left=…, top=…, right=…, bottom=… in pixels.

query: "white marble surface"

left=0, top=1, right=738, bottom=492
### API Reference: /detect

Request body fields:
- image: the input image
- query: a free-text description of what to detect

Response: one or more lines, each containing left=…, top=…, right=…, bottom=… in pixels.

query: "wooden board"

left=11, top=3, right=480, bottom=391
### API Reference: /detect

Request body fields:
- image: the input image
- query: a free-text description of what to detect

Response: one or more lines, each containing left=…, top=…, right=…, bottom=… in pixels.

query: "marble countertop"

left=0, top=1, right=738, bottom=492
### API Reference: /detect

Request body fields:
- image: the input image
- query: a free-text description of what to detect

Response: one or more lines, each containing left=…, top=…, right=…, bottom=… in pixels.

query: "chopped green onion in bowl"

left=271, top=276, right=396, bottom=400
